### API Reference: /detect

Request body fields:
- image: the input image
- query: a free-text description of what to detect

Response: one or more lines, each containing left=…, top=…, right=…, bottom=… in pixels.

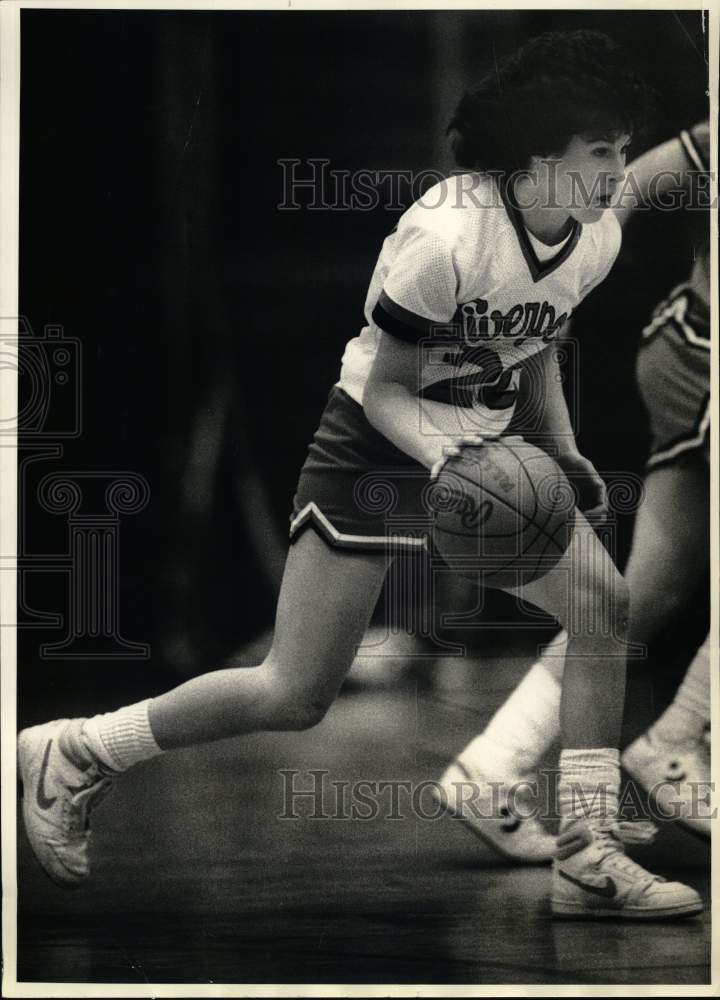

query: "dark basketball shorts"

left=637, top=284, right=710, bottom=471
left=290, top=386, right=439, bottom=552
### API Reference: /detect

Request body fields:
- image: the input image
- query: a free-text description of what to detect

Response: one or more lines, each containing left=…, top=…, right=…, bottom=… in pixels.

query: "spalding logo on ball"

left=430, top=439, right=576, bottom=588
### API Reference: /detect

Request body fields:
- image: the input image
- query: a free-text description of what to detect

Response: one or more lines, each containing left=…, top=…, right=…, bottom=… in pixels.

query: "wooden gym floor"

left=15, top=637, right=711, bottom=988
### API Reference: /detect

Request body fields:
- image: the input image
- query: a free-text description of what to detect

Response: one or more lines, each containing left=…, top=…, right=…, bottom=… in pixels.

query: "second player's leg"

left=149, top=529, right=391, bottom=748
left=624, top=456, right=708, bottom=644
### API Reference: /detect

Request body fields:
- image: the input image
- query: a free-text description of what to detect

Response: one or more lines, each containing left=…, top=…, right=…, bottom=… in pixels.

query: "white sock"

left=558, top=747, right=620, bottom=829
left=81, top=698, right=163, bottom=772
left=457, top=630, right=567, bottom=780
left=649, top=635, right=710, bottom=747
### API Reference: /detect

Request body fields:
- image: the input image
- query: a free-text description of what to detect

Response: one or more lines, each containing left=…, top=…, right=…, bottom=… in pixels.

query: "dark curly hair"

left=449, top=31, right=653, bottom=175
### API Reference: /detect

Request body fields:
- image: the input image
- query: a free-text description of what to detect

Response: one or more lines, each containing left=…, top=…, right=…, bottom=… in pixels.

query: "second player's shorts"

left=636, top=283, right=710, bottom=471
left=290, top=386, right=434, bottom=552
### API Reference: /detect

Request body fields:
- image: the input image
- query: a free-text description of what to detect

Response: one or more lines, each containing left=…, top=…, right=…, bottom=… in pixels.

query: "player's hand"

left=555, top=449, right=608, bottom=525
left=430, top=433, right=486, bottom=481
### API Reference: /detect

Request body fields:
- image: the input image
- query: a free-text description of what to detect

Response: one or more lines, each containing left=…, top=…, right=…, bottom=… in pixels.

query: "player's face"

left=547, top=132, right=631, bottom=224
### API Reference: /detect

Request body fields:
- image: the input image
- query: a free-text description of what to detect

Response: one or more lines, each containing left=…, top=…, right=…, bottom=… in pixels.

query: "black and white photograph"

left=1, top=1, right=717, bottom=993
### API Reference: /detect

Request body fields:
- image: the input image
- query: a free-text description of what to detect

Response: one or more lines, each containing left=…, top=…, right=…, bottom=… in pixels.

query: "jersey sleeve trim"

left=371, top=290, right=436, bottom=343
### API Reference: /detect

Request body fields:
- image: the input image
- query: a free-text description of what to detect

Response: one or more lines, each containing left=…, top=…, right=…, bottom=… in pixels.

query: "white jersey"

left=338, top=173, right=621, bottom=437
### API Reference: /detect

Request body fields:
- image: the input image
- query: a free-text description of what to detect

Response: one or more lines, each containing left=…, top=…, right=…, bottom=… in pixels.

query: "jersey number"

left=423, top=347, right=519, bottom=411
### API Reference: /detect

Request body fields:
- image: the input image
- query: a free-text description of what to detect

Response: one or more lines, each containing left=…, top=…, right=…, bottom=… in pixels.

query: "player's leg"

left=644, top=633, right=710, bottom=747
left=448, top=630, right=565, bottom=778
left=18, top=528, right=391, bottom=886
left=623, top=633, right=711, bottom=838
left=619, top=455, right=710, bottom=837
left=435, top=508, right=627, bottom=868
left=629, top=278, right=710, bottom=643
left=450, top=292, right=711, bottom=816
left=621, top=458, right=711, bottom=833
left=506, top=510, right=629, bottom=748
left=435, top=631, right=563, bottom=863
left=619, top=296, right=711, bottom=836
left=501, top=510, right=701, bottom=918
left=472, top=458, right=692, bottom=746
left=624, top=457, right=708, bottom=643
left=148, top=530, right=391, bottom=746
left=448, top=453, right=710, bottom=843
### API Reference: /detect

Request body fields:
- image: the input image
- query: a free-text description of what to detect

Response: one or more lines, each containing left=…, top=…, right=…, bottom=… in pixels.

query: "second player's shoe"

left=622, top=732, right=712, bottom=839
left=551, top=818, right=703, bottom=919
left=17, top=718, right=115, bottom=887
left=433, top=760, right=556, bottom=863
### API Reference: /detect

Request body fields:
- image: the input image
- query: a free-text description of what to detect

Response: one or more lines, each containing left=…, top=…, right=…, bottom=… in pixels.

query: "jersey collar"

left=499, top=179, right=582, bottom=283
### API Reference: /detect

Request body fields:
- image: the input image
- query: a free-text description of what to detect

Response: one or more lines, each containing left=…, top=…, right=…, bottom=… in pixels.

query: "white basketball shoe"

left=18, top=719, right=115, bottom=887
left=622, top=731, right=712, bottom=839
left=551, top=818, right=703, bottom=919
left=433, top=760, right=556, bottom=863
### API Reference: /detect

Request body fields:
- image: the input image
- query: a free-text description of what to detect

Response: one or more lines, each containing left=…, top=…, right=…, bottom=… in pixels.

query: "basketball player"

left=18, top=33, right=702, bottom=919
left=439, top=121, right=712, bottom=851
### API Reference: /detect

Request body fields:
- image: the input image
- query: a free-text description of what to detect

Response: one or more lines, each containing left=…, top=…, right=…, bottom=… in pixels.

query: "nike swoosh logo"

left=558, top=868, right=617, bottom=899
left=499, top=807, right=521, bottom=834
left=665, top=767, right=687, bottom=782
left=36, top=740, right=58, bottom=810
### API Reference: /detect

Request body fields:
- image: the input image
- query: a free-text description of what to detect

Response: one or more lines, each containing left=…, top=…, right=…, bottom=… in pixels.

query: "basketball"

left=430, top=439, right=576, bottom=588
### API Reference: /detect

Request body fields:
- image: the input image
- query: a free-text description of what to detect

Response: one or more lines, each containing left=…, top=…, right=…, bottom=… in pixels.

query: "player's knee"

left=262, top=670, right=334, bottom=731
left=275, top=694, right=331, bottom=731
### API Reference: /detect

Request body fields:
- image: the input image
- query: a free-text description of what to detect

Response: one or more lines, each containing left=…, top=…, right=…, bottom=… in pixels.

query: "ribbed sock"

left=79, top=698, right=163, bottom=772
left=649, top=635, right=710, bottom=746
left=557, top=747, right=620, bottom=828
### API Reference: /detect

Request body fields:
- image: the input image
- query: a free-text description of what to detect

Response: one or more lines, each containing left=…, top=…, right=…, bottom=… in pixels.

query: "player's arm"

left=363, top=223, right=483, bottom=472
left=533, top=342, right=608, bottom=522
left=614, top=125, right=707, bottom=228
left=364, top=331, right=481, bottom=472
left=533, top=339, right=577, bottom=454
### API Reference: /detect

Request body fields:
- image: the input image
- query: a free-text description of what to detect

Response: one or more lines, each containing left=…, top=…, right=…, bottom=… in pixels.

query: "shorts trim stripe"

left=646, top=394, right=711, bottom=470
left=677, top=324, right=711, bottom=350
left=642, top=289, right=710, bottom=349
left=289, top=501, right=429, bottom=551
left=679, top=129, right=708, bottom=173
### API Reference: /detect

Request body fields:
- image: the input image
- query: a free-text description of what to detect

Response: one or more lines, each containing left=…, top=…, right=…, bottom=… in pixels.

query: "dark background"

left=18, top=9, right=709, bottom=718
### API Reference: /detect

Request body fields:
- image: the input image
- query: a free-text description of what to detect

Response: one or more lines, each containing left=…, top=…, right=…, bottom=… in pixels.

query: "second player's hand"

left=555, top=449, right=608, bottom=525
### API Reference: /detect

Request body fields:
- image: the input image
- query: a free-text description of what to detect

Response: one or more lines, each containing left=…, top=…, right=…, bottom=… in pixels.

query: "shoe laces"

left=558, top=816, right=656, bottom=855
left=590, top=821, right=662, bottom=887
left=613, top=820, right=657, bottom=846
left=63, top=771, right=114, bottom=837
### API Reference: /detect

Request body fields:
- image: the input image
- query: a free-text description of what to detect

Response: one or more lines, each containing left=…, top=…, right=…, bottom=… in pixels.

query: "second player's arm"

left=613, top=135, right=696, bottom=228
